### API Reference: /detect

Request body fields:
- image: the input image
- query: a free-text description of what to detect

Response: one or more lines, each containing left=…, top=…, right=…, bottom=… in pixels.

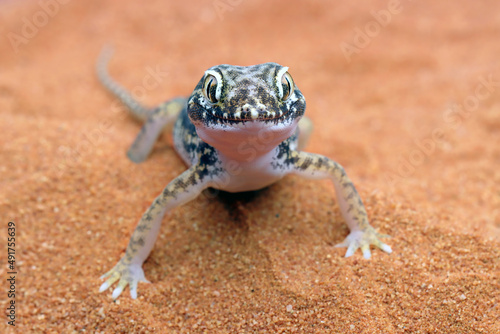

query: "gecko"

left=97, top=50, right=392, bottom=300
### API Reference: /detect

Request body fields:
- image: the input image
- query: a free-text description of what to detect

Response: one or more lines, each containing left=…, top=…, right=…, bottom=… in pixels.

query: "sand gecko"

left=97, top=50, right=392, bottom=299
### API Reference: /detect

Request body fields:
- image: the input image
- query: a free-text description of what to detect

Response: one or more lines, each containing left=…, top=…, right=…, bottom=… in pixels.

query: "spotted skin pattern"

left=97, top=51, right=392, bottom=300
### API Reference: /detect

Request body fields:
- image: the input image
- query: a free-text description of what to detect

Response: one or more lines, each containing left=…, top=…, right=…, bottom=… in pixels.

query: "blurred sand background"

left=0, top=0, right=499, bottom=332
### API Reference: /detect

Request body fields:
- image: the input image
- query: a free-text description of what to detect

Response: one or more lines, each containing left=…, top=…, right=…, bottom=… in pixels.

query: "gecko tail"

left=96, top=45, right=155, bottom=122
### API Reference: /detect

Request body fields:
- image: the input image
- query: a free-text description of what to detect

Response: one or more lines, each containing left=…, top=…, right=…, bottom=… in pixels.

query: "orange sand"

left=1, top=0, right=499, bottom=332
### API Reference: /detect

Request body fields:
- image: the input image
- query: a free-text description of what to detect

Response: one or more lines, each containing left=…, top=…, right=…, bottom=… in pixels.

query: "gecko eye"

left=202, top=74, right=219, bottom=103
left=280, top=72, right=294, bottom=101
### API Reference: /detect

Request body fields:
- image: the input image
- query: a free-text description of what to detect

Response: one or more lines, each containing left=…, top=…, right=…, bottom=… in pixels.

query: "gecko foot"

left=99, top=259, right=150, bottom=299
left=335, top=227, right=392, bottom=259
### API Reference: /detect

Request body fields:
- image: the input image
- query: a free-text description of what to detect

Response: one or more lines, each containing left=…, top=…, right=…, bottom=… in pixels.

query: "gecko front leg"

left=287, top=150, right=392, bottom=259
left=99, top=164, right=213, bottom=299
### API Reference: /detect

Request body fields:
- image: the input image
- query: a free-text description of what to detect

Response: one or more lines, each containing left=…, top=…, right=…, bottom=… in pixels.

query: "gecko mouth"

left=205, top=106, right=293, bottom=123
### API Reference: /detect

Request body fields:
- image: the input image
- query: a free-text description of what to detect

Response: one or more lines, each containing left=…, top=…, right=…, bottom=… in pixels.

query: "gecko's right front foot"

left=99, top=259, right=149, bottom=299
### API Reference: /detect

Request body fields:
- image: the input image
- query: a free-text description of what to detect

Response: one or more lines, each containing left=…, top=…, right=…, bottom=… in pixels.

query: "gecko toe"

left=130, top=283, right=138, bottom=300
left=379, top=243, right=393, bottom=254
left=334, top=240, right=349, bottom=249
left=112, top=283, right=126, bottom=300
left=344, top=243, right=357, bottom=257
left=99, top=272, right=120, bottom=293
left=361, top=246, right=371, bottom=259
left=99, top=281, right=110, bottom=293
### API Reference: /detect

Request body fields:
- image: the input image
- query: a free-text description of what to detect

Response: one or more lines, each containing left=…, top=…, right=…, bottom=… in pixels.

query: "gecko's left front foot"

left=335, top=226, right=392, bottom=259
left=99, top=259, right=150, bottom=299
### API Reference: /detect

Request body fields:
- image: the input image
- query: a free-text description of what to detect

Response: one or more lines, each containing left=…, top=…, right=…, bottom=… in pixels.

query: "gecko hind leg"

left=127, top=98, right=186, bottom=163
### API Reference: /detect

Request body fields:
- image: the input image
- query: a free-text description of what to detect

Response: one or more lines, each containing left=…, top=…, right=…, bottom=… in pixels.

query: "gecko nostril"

left=256, top=104, right=268, bottom=115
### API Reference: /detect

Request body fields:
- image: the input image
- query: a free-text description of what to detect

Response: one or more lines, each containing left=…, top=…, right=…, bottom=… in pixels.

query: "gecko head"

left=187, top=63, right=306, bottom=154
left=187, top=63, right=306, bottom=127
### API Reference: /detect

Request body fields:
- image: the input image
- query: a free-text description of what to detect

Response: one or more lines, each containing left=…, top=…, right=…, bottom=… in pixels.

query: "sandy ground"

left=1, top=0, right=499, bottom=332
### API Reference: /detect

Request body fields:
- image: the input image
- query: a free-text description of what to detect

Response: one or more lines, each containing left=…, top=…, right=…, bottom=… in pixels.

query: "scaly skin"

left=97, top=50, right=392, bottom=300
